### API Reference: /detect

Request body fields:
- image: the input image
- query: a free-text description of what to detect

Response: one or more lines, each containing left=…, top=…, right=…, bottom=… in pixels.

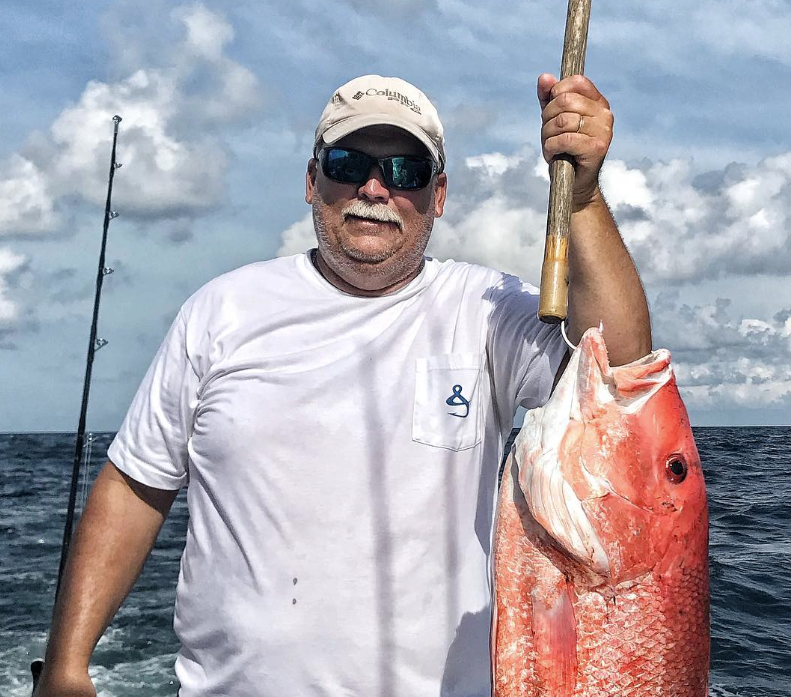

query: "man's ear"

left=305, top=159, right=318, bottom=204
left=433, top=172, right=447, bottom=217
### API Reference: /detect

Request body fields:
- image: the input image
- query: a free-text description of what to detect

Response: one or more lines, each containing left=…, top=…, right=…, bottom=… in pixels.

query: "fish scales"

left=493, top=328, right=709, bottom=696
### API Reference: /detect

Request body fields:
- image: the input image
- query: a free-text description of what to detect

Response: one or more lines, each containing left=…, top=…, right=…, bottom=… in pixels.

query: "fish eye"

left=666, top=457, right=688, bottom=484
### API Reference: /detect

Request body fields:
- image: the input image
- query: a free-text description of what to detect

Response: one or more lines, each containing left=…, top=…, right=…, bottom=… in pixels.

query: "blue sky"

left=1, top=0, right=790, bottom=430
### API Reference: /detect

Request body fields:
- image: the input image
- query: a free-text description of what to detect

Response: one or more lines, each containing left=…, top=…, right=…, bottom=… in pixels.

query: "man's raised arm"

left=34, top=462, right=178, bottom=697
left=538, top=73, right=652, bottom=367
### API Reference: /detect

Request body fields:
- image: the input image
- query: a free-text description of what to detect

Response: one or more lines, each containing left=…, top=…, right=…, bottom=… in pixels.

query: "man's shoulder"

left=205, top=255, right=303, bottom=290
left=429, top=257, right=493, bottom=281
left=427, top=257, right=536, bottom=294
left=181, top=254, right=305, bottom=317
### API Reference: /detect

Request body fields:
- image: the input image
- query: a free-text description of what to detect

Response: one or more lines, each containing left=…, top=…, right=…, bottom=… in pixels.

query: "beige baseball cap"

left=314, top=75, right=446, bottom=170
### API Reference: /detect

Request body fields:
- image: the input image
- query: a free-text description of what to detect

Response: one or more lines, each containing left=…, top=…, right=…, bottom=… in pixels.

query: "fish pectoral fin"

left=531, top=582, right=578, bottom=697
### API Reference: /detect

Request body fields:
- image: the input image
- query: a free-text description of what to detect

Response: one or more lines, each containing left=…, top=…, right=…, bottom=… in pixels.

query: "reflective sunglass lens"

left=324, top=149, right=370, bottom=183
left=321, top=148, right=433, bottom=190
left=386, top=157, right=433, bottom=190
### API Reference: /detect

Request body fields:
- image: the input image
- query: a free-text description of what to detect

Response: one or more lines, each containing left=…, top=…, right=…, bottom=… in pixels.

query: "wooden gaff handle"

left=538, top=0, right=593, bottom=323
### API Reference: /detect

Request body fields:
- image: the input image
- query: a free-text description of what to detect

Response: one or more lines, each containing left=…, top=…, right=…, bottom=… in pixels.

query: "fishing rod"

left=30, top=114, right=124, bottom=692
left=56, top=114, right=123, bottom=596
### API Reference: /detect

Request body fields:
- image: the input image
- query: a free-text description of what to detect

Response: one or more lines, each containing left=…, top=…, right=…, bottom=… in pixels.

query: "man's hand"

left=32, top=668, right=96, bottom=697
left=538, top=73, right=614, bottom=208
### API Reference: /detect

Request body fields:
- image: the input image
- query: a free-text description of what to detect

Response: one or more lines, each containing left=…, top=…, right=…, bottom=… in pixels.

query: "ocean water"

left=1, top=428, right=789, bottom=696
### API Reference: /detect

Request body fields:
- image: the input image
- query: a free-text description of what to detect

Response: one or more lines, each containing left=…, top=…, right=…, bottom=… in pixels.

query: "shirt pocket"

left=413, top=353, right=483, bottom=451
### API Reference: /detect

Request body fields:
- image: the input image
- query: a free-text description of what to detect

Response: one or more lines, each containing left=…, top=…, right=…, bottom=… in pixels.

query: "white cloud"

left=41, top=70, right=229, bottom=220
left=428, top=198, right=545, bottom=282
left=598, top=161, right=653, bottom=210
left=692, top=0, right=791, bottom=66
left=277, top=213, right=315, bottom=257
left=465, top=152, right=524, bottom=178
left=0, top=248, right=27, bottom=325
left=605, top=153, right=791, bottom=282
left=653, top=294, right=791, bottom=412
left=174, top=4, right=234, bottom=60
left=0, top=156, right=57, bottom=236
left=0, top=4, right=260, bottom=236
left=424, top=148, right=549, bottom=279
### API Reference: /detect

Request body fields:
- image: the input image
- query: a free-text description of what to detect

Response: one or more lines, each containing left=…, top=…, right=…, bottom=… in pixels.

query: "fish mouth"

left=573, top=328, right=673, bottom=416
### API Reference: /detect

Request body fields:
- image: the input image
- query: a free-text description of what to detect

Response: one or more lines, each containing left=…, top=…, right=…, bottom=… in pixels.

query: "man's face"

left=305, top=125, right=447, bottom=295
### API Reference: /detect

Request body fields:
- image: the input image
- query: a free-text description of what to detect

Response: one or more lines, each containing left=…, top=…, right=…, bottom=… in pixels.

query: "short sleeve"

left=486, top=273, right=568, bottom=422
left=108, top=309, right=199, bottom=490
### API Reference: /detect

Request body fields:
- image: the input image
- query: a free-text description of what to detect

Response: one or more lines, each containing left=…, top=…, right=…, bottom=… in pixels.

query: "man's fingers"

left=549, top=74, right=606, bottom=104
left=537, top=73, right=559, bottom=110
left=542, top=132, right=609, bottom=163
left=537, top=72, right=613, bottom=197
left=543, top=132, right=587, bottom=161
left=536, top=73, right=614, bottom=201
left=542, top=111, right=612, bottom=141
left=541, top=92, right=603, bottom=124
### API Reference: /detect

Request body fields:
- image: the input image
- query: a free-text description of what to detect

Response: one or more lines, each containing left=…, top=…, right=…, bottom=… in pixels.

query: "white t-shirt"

left=108, top=252, right=566, bottom=697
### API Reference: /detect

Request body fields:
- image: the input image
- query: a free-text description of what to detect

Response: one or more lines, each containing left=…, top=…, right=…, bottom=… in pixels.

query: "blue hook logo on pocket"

left=446, top=384, right=470, bottom=418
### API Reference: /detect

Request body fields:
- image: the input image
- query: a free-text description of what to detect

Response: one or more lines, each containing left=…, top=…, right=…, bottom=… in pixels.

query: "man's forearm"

left=38, top=462, right=177, bottom=686
left=567, top=188, right=651, bottom=366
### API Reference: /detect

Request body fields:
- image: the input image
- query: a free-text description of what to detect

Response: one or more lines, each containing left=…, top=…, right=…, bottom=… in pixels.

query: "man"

left=35, top=75, right=650, bottom=696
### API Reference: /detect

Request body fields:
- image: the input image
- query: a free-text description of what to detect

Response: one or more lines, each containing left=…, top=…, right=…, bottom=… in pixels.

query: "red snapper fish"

left=493, top=328, right=709, bottom=696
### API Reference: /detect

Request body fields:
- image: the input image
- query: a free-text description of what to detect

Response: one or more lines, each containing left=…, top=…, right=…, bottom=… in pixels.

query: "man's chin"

left=339, top=243, right=397, bottom=265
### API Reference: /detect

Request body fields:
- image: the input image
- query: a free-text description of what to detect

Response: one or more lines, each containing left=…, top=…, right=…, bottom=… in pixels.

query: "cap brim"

left=318, top=114, right=443, bottom=167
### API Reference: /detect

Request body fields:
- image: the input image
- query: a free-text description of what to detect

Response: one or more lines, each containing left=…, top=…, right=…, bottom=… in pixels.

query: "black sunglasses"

left=318, top=147, right=437, bottom=191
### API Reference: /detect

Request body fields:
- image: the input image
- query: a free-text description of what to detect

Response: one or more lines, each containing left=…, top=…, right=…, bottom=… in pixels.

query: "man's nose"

left=358, top=165, right=390, bottom=203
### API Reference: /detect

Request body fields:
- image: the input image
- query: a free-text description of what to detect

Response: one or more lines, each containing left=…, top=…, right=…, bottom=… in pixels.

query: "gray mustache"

left=342, top=201, right=403, bottom=230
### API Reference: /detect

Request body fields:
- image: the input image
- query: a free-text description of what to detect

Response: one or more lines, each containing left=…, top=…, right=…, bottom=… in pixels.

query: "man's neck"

left=311, top=249, right=424, bottom=297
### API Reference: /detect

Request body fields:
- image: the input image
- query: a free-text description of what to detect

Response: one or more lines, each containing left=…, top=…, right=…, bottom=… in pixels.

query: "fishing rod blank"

left=55, top=114, right=123, bottom=597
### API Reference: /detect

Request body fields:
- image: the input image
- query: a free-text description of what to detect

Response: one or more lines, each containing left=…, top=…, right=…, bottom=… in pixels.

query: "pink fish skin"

left=493, top=328, right=709, bottom=697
